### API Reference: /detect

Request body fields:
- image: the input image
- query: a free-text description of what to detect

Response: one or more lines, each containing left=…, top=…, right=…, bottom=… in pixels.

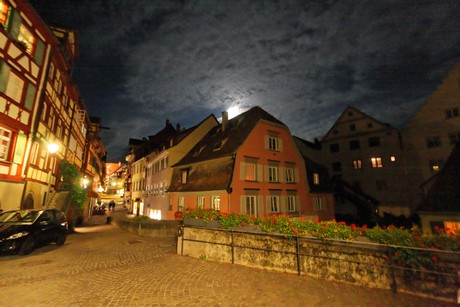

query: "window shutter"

left=264, top=135, right=269, bottom=149
left=34, top=38, right=45, bottom=65
left=257, top=164, right=263, bottom=181
left=257, top=196, right=263, bottom=217
left=266, top=196, right=271, bottom=214
left=24, top=83, right=36, bottom=110
left=240, top=196, right=245, bottom=214
left=279, top=167, right=285, bottom=183
left=0, top=62, right=10, bottom=93
left=240, top=162, right=246, bottom=181
left=279, top=138, right=283, bottom=151
left=280, top=196, right=286, bottom=213
left=294, top=168, right=300, bottom=183
left=13, top=132, right=26, bottom=164
left=8, top=9, right=21, bottom=39
left=264, top=165, right=269, bottom=182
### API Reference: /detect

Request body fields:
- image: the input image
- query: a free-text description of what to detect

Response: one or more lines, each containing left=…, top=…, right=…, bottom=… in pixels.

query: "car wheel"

left=18, top=236, right=35, bottom=255
left=56, top=232, right=66, bottom=246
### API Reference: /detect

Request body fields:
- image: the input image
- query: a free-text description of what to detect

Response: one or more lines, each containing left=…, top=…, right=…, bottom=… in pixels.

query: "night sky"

left=29, top=0, right=460, bottom=162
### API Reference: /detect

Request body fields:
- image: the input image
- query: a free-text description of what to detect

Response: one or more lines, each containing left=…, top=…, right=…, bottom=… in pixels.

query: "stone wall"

left=116, top=220, right=180, bottom=238
left=177, top=226, right=460, bottom=303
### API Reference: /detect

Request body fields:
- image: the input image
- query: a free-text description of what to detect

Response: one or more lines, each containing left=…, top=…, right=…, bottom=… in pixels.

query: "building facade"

left=403, top=63, right=460, bottom=210
left=0, top=0, right=105, bottom=217
left=168, top=107, right=333, bottom=220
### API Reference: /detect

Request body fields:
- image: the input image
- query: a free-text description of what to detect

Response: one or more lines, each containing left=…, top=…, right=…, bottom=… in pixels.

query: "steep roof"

left=321, top=105, right=394, bottom=142
left=168, top=106, right=286, bottom=192
left=174, top=106, right=286, bottom=166
left=417, top=142, right=460, bottom=214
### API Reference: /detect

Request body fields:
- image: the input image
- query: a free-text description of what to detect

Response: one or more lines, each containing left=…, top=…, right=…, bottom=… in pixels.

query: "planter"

left=183, top=217, right=220, bottom=228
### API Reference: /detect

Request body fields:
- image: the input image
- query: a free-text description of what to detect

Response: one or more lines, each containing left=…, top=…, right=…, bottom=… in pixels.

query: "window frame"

left=268, top=166, right=279, bottom=182
left=211, top=196, right=220, bottom=211
left=371, top=157, right=383, bottom=168
left=269, top=195, right=280, bottom=213
left=0, top=126, right=12, bottom=161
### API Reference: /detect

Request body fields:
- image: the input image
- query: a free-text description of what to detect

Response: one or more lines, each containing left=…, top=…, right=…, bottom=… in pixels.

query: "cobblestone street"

left=0, top=211, right=455, bottom=306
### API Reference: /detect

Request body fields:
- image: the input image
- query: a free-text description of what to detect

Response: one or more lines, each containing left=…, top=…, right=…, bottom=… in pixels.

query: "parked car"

left=0, top=209, right=68, bottom=255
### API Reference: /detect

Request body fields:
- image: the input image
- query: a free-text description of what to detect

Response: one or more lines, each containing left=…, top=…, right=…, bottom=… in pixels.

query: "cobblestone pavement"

left=0, top=208, right=455, bottom=306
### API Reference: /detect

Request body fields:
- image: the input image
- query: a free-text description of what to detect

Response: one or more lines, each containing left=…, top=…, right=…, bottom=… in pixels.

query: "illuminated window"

left=390, top=156, right=396, bottom=162
left=352, top=159, right=363, bottom=169
left=0, top=126, right=12, bottom=161
left=18, top=24, right=36, bottom=55
left=268, top=166, right=279, bottom=182
left=269, top=195, right=280, bottom=213
left=314, top=197, right=326, bottom=212
left=245, top=162, right=256, bottom=181
left=244, top=195, right=256, bottom=215
left=444, top=221, right=460, bottom=233
left=0, top=1, right=9, bottom=26
left=197, top=196, right=205, bottom=209
left=211, top=196, right=220, bottom=210
left=287, top=195, right=297, bottom=212
left=285, top=167, right=294, bottom=183
left=313, top=172, right=320, bottom=185
left=371, top=157, right=383, bottom=168
left=429, top=160, right=443, bottom=173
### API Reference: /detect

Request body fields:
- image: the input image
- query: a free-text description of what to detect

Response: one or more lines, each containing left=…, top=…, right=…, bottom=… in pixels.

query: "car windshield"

left=0, top=210, right=41, bottom=223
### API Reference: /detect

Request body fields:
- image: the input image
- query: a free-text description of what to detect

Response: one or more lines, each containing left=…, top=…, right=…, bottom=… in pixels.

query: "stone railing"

left=177, top=225, right=460, bottom=304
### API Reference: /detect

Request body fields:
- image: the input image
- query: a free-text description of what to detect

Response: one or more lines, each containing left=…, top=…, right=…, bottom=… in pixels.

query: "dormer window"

left=313, top=172, right=320, bottom=185
left=181, top=169, right=189, bottom=184
left=268, top=136, right=279, bottom=151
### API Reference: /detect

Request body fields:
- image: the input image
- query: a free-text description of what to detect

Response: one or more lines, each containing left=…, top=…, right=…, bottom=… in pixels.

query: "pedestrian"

left=109, top=200, right=115, bottom=211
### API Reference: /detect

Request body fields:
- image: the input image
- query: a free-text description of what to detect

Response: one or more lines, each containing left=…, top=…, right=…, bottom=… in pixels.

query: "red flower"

left=242, top=221, right=247, bottom=226
left=271, top=220, right=275, bottom=226
left=292, top=228, right=299, bottom=235
left=362, top=225, right=367, bottom=230
left=431, top=256, right=438, bottom=262
left=314, top=218, right=319, bottom=224
left=350, top=224, right=356, bottom=229
left=394, top=251, right=399, bottom=257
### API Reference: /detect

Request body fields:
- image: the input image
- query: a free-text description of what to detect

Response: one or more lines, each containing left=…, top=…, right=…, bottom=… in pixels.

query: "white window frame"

left=268, top=166, right=279, bottom=182
left=0, top=126, right=12, bottom=161
left=245, top=195, right=256, bottom=215
left=285, top=167, right=294, bottom=183
left=287, top=195, right=296, bottom=212
left=181, top=169, right=188, bottom=184
left=270, top=195, right=280, bottom=213
left=197, top=196, right=205, bottom=209
left=245, top=162, right=256, bottom=181
left=211, top=196, right=220, bottom=211
left=268, top=136, right=279, bottom=151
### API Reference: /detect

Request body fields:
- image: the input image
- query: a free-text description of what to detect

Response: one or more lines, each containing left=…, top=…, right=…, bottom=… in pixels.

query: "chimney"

left=176, top=123, right=180, bottom=131
left=166, top=119, right=170, bottom=126
left=222, top=111, right=228, bottom=132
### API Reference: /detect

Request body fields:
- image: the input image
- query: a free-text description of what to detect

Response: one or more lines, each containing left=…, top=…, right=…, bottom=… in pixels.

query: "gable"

left=322, top=106, right=392, bottom=142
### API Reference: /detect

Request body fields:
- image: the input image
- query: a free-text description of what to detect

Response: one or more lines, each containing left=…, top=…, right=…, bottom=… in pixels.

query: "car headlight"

left=6, top=231, right=29, bottom=240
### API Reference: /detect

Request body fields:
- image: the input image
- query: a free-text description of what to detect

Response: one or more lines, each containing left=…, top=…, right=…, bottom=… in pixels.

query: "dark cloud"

left=30, top=0, right=460, bottom=161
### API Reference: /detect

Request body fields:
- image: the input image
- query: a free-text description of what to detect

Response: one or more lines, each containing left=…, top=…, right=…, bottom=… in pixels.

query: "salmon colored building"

left=168, top=106, right=334, bottom=220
